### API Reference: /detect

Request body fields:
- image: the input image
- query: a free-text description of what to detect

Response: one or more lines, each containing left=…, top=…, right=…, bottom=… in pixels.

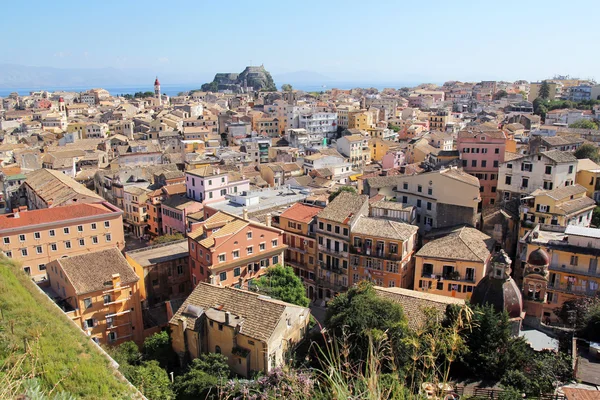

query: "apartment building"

left=348, top=110, right=374, bottom=130
left=273, top=203, right=321, bottom=300
left=170, top=283, right=310, bottom=377
left=575, top=158, right=600, bottom=202
left=521, top=225, right=600, bottom=324
left=349, top=216, right=418, bottom=289
left=315, top=192, right=369, bottom=299
left=414, top=226, right=495, bottom=299
left=123, top=186, right=150, bottom=238
left=187, top=211, right=286, bottom=289
left=46, top=248, right=144, bottom=345
left=298, top=112, right=338, bottom=137
left=0, top=202, right=125, bottom=281
left=457, top=126, right=508, bottom=208
left=428, top=109, right=450, bottom=132
left=126, top=240, right=190, bottom=307
left=185, top=165, right=250, bottom=204
left=497, top=150, right=578, bottom=201
left=160, top=195, right=203, bottom=235
left=336, top=134, right=371, bottom=169
left=18, top=168, right=103, bottom=210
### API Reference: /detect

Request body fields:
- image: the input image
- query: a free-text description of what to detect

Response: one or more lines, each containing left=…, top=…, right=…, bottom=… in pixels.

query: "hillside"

left=201, top=65, right=276, bottom=92
left=0, top=257, right=143, bottom=399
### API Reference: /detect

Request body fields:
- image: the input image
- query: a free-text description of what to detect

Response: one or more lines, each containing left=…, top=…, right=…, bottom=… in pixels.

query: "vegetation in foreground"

left=0, top=256, right=140, bottom=399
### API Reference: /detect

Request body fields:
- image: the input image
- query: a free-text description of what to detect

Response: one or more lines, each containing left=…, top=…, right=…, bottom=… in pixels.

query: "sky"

left=2, top=0, right=599, bottom=84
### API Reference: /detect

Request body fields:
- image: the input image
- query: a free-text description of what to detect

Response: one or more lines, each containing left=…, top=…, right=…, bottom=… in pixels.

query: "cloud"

left=53, top=51, right=71, bottom=58
left=158, top=57, right=170, bottom=64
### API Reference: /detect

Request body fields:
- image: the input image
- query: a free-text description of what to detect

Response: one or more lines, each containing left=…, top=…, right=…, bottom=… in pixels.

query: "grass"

left=0, top=256, right=142, bottom=399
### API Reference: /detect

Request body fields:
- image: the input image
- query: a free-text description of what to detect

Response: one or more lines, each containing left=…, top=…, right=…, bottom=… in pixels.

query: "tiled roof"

left=162, top=183, right=187, bottom=195
left=352, top=216, right=418, bottom=241
left=24, top=168, right=102, bottom=207
left=364, top=175, right=404, bottom=189
left=56, top=248, right=139, bottom=295
left=199, top=219, right=248, bottom=248
left=541, top=135, right=583, bottom=146
left=542, top=150, right=577, bottom=163
left=371, top=200, right=413, bottom=212
left=539, top=184, right=587, bottom=201
left=0, top=202, right=118, bottom=231
left=577, top=158, right=600, bottom=171
left=186, top=165, right=218, bottom=177
left=317, top=192, right=368, bottom=223
left=374, top=286, right=464, bottom=330
left=504, top=152, right=525, bottom=162
left=279, top=203, right=322, bottom=223
left=161, top=195, right=202, bottom=211
left=126, top=240, right=188, bottom=267
left=441, top=168, right=480, bottom=187
left=171, top=283, right=307, bottom=341
left=458, top=126, right=506, bottom=140
left=557, top=196, right=596, bottom=215
left=416, top=226, right=494, bottom=262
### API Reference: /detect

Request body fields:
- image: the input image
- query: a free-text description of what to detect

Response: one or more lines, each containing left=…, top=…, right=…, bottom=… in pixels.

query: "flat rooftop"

left=126, top=240, right=189, bottom=267
left=208, top=187, right=308, bottom=218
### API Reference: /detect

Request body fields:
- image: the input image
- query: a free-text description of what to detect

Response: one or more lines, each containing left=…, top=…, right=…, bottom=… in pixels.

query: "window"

left=389, top=243, right=398, bottom=254
left=65, top=240, right=72, bottom=249
left=177, top=264, right=184, bottom=275
left=417, top=199, right=422, bottom=208
left=482, top=160, right=487, bottom=167
left=494, top=148, right=499, bottom=154
left=273, top=255, right=279, bottom=265
left=568, top=165, right=574, bottom=174
left=215, top=345, right=221, bottom=354
left=521, top=163, right=532, bottom=172
left=91, top=223, right=97, bottom=230
left=428, top=187, right=433, bottom=195
left=3, top=237, right=9, bottom=245
left=92, top=236, right=98, bottom=244
left=49, top=229, right=55, bottom=237
left=318, top=222, right=323, bottom=230
left=471, top=160, right=477, bottom=167
left=427, top=202, right=432, bottom=211
left=259, top=243, right=265, bottom=251
left=103, top=294, right=111, bottom=304
left=493, top=160, right=498, bottom=168
left=545, top=166, right=552, bottom=175
left=417, top=185, right=422, bottom=193
left=570, top=255, right=578, bottom=266
left=272, top=239, right=278, bottom=247
left=234, top=267, right=241, bottom=277
left=462, top=160, right=467, bottom=167
left=505, top=176, right=512, bottom=185
left=327, top=224, right=332, bottom=232
left=108, top=332, right=117, bottom=343
left=85, top=318, right=95, bottom=329
left=79, top=238, right=85, bottom=247
left=21, top=248, right=28, bottom=257
left=403, top=182, right=408, bottom=190
left=402, top=196, right=408, bottom=203
left=521, top=178, right=529, bottom=188
left=19, top=234, right=26, bottom=242
left=104, top=221, right=110, bottom=228
left=247, top=246, right=253, bottom=255
left=247, top=231, right=252, bottom=239
left=233, top=250, right=240, bottom=259
left=105, top=234, right=112, bottom=242
left=219, top=271, right=227, bottom=281
left=84, top=298, right=92, bottom=309
left=491, top=186, right=496, bottom=193
left=507, top=163, right=512, bottom=169
left=34, top=232, right=41, bottom=239
left=343, top=228, right=349, bottom=236
left=63, top=227, right=70, bottom=234
left=77, top=225, right=83, bottom=232
left=218, top=254, right=226, bottom=262
left=36, top=246, right=42, bottom=254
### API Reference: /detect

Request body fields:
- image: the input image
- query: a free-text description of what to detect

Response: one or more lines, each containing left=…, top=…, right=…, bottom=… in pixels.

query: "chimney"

left=242, top=208, right=248, bottom=220
left=111, top=273, right=121, bottom=288
left=225, top=311, right=230, bottom=325
left=266, top=213, right=272, bottom=227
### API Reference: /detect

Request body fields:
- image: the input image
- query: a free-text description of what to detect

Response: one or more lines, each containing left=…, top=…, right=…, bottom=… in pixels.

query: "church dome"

left=527, top=248, right=550, bottom=266
left=471, top=250, right=523, bottom=319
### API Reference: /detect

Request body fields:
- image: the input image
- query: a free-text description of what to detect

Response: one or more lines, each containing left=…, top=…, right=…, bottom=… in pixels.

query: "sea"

left=0, top=81, right=425, bottom=98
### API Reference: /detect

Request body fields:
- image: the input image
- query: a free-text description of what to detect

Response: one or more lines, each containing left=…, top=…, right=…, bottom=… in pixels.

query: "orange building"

left=146, top=183, right=187, bottom=237
left=46, top=248, right=144, bottom=345
left=0, top=202, right=125, bottom=281
left=349, top=216, right=419, bottom=289
left=273, top=203, right=322, bottom=300
left=187, top=211, right=286, bottom=289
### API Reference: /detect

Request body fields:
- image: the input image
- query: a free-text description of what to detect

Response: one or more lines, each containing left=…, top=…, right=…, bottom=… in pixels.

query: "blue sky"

left=2, top=0, right=599, bottom=83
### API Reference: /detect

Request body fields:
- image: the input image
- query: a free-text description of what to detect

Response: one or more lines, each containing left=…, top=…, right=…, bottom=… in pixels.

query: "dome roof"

left=471, top=275, right=523, bottom=319
left=154, top=77, right=160, bottom=86
left=527, top=248, right=550, bottom=266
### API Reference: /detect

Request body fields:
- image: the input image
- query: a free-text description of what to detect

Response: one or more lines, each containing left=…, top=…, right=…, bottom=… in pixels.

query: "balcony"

left=317, top=277, right=346, bottom=292
left=421, top=271, right=476, bottom=283
left=350, top=245, right=403, bottom=261
left=319, top=260, right=344, bottom=275
left=548, top=264, right=600, bottom=279
left=547, top=282, right=598, bottom=297
left=318, top=244, right=348, bottom=258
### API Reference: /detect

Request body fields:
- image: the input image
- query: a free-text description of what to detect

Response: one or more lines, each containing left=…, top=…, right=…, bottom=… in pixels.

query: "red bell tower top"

left=154, top=77, right=160, bottom=86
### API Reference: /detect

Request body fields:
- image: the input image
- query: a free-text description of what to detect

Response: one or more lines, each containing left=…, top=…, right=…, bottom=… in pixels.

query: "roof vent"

left=183, top=304, right=203, bottom=318
left=257, top=295, right=271, bottom=300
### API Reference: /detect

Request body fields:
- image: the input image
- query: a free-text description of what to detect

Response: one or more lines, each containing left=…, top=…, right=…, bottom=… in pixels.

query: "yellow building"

left=66, top=121, right=87, bottom=136
left=348, top=110, right=373, bottom=130
left=521, top=225, right=600, bottom=324
left=528, top=82, right=560, bottom=101
left=169, top=283, right=310, bottom=377
left=575, top=158, right=600, bottom=202
left=369, top=137, right=402, bottom=162
left=428, top=109, right=449, bottom=132
left=414, top=226, right=495, bottom=299
left=519, top=184, right=595, bottom=238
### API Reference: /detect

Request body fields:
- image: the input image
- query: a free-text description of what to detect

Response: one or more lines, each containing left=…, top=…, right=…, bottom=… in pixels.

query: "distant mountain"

left=0, top=64, right=154, bottom=89
left=273, top=70, right=333, bottom=84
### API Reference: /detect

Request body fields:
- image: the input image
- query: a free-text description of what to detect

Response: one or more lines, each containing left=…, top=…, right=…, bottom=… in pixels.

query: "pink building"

left=457, top=127, right=508, bottom=209
left=185, top=165, right=250, bottom=204
left=382, top=151, right=405, bottom=170
left=161, top=195, right=203, bottom=235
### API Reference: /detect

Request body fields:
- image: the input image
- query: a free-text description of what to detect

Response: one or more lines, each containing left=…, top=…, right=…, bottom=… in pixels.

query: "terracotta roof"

left=171, top=283, right=308, bottom=342
left=417, top=226, right=494, bottom=263
left=352, top=216, right=418, bottom=241
left=374, top=286, right=464, bottom=330
left=279, top=202, right=322, bottom=223
left=562, top=387, right=600, bottom=400
left=199, top=219, right=248, bottom=248
left=577, top=158, right=600, bottom=171
left=162, top=183, right=187, bottom=196
left=317, top=192, right=368, bottom=223
left=371, top=200, right=413, bottom=212
left=55, top=248, right=139, bottom=295
left=536, top=184, right=587, bottom=201
left=161, top=195, right=202, bottom=211
left=24, top=168, right=102, bottom=207
left=0, top=202, right=118, bottom=231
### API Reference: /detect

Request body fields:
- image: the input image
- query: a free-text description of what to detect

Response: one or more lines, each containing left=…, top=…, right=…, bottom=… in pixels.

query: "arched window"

left=215, top=346, right=221, bottom=354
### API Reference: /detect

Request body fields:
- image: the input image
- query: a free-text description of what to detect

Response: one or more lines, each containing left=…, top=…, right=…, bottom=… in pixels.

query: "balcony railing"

left=547, top=282, right=598, bottom=297
left=421, top=272, right=476, bottom=283
left=548, top=264, right=600, bottom=278
left=317, top=277, right=346, bottom=292
left=318, top=244, right=348, bottom=257
left=319, top=261, right=344, bottom=274
left=349, top=245, right=403, bottom=261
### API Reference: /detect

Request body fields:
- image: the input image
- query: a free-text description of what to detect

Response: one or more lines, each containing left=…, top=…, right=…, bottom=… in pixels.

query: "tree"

left=494, top=90, right=508, bottom=100
left=328, top=186, right=357, bottom=202
left=569, top=119, right=599, bottom=130
left=539, top=80, right=551, bottom=99
left=325, top=282, right=409, bottom=364
left=143, top=331, right=178, bottom=370
left=592, top=206, right=600, bottom=227
left=281, top=83, right=293, bottom=92
left=581, top=300, right=600, bottom=341
left=574, top=143, right=600, bottom=163
left=152, top=233, right=185, bottom=245
left=388, top=123, right=401, bottom=132
left=174, top=354, right=230, bottom=400
left=123, top=360, right=174, bottom=400
left=553, top=297, right=600, bottom=329
left=111, top=340, right=142, bottom=366
left=253, top=265, right=310, bottom=307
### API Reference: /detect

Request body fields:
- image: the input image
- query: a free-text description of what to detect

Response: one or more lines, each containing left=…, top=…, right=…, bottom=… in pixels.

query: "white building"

left=80, top=92, right=96, bottom=106
left=299, top=112, right=338, bottom=137
left=336, top=134, right=370, bottom=169
left=497, top=150, right=578, bottom=201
